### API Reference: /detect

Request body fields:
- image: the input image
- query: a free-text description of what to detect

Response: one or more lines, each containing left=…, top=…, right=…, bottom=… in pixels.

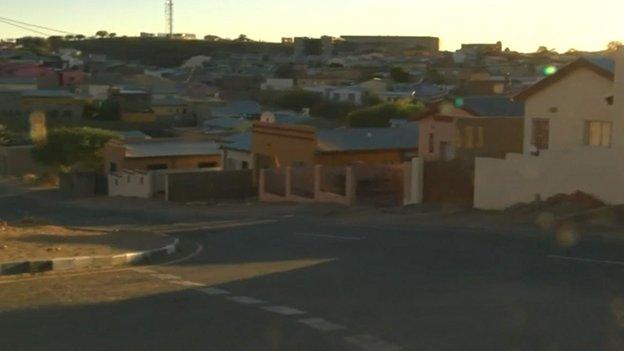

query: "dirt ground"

left=0, top=222, right=173, bottom=262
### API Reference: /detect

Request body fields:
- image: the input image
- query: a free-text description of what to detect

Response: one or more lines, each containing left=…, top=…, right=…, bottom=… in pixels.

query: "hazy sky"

left=2, top=0, right=624, bottom=52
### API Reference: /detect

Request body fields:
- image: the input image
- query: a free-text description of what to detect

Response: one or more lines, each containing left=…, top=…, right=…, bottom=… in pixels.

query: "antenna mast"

left=165, top=0, right=173, bottom=38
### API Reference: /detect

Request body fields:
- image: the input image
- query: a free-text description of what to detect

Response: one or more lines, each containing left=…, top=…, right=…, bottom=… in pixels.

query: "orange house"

left=251, top=122, right=418, bottom=170
left=104, top=138, right=222, bottom=173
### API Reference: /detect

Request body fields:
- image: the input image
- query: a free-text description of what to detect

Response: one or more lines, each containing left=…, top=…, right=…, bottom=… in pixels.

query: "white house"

left=474, top=50, right=624, bottom=209
left=261, top=78, right=295, bottom=91
left=303, top=85, right=367, bottom=105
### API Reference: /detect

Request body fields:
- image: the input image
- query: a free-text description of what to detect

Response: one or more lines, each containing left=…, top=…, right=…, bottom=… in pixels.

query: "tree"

left=425, top=69, right=446, bottom=84
left=75, top=34, right=86, bottom=40
left=607, top=41, right=623, bottom=52
left=97, top=100, right=121, bottom=121
left=234, top=34, right=252, bottom=42
left=0, top=125, right=10, bottom=146
left=390, top=67, right=411, bottom=83
left=346, top=101, right=425, bottom=128
left=64, top=35, right=75, bottom=41
left=108, top=33, right=117, bottom=38
left=32, top=127, right=120, bottom=172
left=275, top=90, right=323, bottom=111
left=95, top=30, right=108, bottom=39
left=275, top=64, right=297, bottom=79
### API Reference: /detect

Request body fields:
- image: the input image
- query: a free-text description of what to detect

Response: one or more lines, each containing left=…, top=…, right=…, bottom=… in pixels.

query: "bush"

left=275, top=90, right=323, bottom=111
left=346, top=101, right=425, bottom=127
left=32, top=127, right=121, bottom=172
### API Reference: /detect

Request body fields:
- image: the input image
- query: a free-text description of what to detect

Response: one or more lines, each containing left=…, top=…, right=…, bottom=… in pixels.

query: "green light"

left=454, top=97, right=464, bottom=108
left=543, top=66, right=557, bottom=76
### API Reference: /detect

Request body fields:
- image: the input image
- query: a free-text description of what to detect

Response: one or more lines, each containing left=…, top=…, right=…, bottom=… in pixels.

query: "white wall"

left=108, top=171, right=154, bottom=198
left=261, top=78, right=295, bottom=91
left=221, top=149, right=254, bottom=170
left=474, top=148, right=624, bottom=210
left=403, top=158, right=423, bottom=205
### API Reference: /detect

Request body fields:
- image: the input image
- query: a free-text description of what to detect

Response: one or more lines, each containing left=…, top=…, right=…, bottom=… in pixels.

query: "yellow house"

left=20, top=90, right=85, bottom=121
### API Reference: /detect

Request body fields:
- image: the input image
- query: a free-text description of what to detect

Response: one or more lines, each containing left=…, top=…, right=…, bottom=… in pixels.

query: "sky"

left=2, top=0, right=624, bottom=53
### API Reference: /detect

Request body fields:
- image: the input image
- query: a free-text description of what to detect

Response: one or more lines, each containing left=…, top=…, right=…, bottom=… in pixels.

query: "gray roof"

left=118, top=131, right=150, bottom=140
left=125, top=140, right=221, bottom=158
left=152, top=96, right=187, bottom=107
left=583, top=56, right=615, bottom=74
left=0, top=77, right=37, bottom=84
left=21, top=90, right=75, bottom=98
left=221, top=132, right=251, bottom=152
left=317, top=127, right=419, bottom=152
left=460, top=96, right=524, bottom=117
left=271, top=111, right=308, bottom=125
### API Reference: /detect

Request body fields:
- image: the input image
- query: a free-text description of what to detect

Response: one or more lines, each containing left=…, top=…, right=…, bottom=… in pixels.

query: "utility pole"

left=165, top=0, right=173, bottom=38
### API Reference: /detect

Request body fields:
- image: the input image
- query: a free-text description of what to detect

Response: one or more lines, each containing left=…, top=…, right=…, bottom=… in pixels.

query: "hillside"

left=56, top=38, right=291, bottom=67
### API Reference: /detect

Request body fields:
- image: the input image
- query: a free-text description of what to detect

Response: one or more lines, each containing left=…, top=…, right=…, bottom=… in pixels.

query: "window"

left=428, top=133, right=435, bottom=153
left=348, top=93, right=356, bottom=102
left=532, top=119, right=550, bottom=150
left=586, top=121, right=612, bottom=147
left=198, top=162, right=218, bottom=168
left=464, top=126, right=474, bottom=149
left=127, top=175, right=131, bottom=183
left=147, top=164, right=168, bottom=170
left=241, top=161, right=249, bottom=170
left=140, top=177, right=144, bottom=184
left=114, top=179, right=119, bottom=186
left=109, top=162, right=117, bottom=172
left=476, top=127, right=484, bottom=148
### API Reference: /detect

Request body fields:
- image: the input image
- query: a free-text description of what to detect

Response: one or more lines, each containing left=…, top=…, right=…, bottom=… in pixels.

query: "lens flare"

left=454, top=97, right=464, bottom=108
left=543, top=66, right=557, bottom=76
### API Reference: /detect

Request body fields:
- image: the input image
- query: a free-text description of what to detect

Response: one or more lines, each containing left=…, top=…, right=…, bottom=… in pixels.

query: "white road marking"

left=227, top=296, right=266, bottom=305
left=197, top=287, right=230, bottom=296
left=151, top=273, right=182, bottom=280
left=298, top=318, right=346, bottom=331
left=261, top=306, right=306, bottom=315
left=547, top=255, right=624, bottom=266
left=344, top=334, right=403, bottom=351
left=295, top=232, right=362, bottom=241
left=170, top=280, right=205, bottom=287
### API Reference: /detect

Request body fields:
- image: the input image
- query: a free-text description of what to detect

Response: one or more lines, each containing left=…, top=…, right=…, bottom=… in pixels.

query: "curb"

left=0, top=237, right=180, bottom=276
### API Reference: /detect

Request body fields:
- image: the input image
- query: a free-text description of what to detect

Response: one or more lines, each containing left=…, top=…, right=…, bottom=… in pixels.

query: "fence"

left=166, top=169, right=254, bottom=202
left=259, top=159, right=425, bottom=207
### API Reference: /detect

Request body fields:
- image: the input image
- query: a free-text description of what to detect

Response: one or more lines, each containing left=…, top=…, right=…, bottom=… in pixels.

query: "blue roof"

left=221, top=132, right=251, bottom=152
left=211, top=100, right=261, bottom=118
left=317, top=127, right=419, bottom=152
left=460, top=96, right=524, bottom=117
left=583, top=56, right=615, bottom=74
left=203, top=117, right=250, bottom=130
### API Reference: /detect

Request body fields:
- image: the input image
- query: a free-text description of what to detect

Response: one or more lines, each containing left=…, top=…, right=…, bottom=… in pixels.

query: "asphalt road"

left=2, top=190, right=624, bottom=350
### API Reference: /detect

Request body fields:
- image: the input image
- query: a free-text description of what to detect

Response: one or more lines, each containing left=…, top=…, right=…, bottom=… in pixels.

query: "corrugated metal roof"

left=125, top=140, right=221, bottom=158
left=221, top=132, right=251, bottom=152
left=317, top=127, right=419, bottom=152
left=583, top=56, right=615, bottom=74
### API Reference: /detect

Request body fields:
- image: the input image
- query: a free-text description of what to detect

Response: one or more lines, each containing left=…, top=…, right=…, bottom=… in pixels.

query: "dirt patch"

left=0, top=223, right=172, bottom=262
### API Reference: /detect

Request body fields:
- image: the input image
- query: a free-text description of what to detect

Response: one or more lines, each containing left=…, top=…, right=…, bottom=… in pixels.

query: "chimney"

left=613, top=47, right=624, bottom=148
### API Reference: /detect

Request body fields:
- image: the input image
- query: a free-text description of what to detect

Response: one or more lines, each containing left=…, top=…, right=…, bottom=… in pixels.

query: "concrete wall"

left=523, top=67, right=614, bottom=154
left=474, top=147, right=624, bottom=210
left=403, top=158, right=423, bottom=205
left=108, top=170, right=154, bottom=198
left=166, top=170, right=254, bottom=202
left=0, top=145, right=49, bottom=176
left=221, top=149, right=254, bottom=170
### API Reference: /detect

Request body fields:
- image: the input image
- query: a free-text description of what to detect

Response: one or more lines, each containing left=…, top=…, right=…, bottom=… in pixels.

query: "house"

left=152, top=97, right=188, bottom=118
left=416, top=96, right=523, bottom=161
left=515, top=56, right=615, bottom=154
left=20, top=90, right=85, bottom=121
left=252, top=123, right=418, bottom=169
left=473, top=53, right=624, bottom=209
left=221, top=132, right=254, bottom=170
left=259, top=110, right=309, bottom=125
left=261, top=78, right=295, bottom=91
left=108, top=88, right=156, bottom=122
left=0, top=90, right=23, bottom=118
left=0, top=77, right=37, bottom=91
left=104, top=138, right=222, bottom=173
left=303, top=85, right=368, bottom=105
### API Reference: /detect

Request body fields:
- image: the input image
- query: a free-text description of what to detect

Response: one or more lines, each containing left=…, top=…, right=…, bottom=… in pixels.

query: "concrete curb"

left=0, top=237, right=180, bottom=276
